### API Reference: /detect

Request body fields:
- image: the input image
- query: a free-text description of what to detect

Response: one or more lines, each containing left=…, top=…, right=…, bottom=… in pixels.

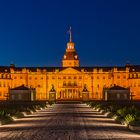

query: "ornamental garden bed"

left=0, top=101, right=50, bottom=125
left=87, top=101, right=140, bottom=131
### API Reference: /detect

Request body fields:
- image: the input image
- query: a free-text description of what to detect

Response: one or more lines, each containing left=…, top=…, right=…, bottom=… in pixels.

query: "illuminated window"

left=63, top=81, right=66, bottom=86
left=5, top=75, right=7, bottom=78
left=134, top=83, right=136, bottom=87
left=74, top=81, right=77, bottom=86
left=134, top=74, right=136, bottom=78
left=7, top=75, right=10, bottom=79
left=7, top=82, right=9, bottom=87
left=74, top=76, right=77, bottom=79
left=3, top=82, right=5, bottom=87
left=117, top=75, right=120, bottom=79
left=68, top=81, right=71, bottom=86
left=123, top=76, right=126, bottom=79
left=79, top=76, right=82, bottom=79
left=108, top=75, right=111, bottom=79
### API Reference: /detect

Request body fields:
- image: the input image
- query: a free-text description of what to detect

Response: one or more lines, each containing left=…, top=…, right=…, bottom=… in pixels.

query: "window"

left=117, top=75, right=120, bottom=79
left=123, top=76, right=126, bottom=79
left=97, top=76, right=99, bottom=79
left=7, top=82, right=9, bottom=87
left=124, top=94, right=127, bottom=99
left=117, top=93, right=120, bottom=99
left=68, top=81, right=71, bottom=86
left=134, top=83, right=136, bottom=87
left=68, top=76, right=71, bottom=79
left=3, top=82, right=5, bottom=87
left=18, top=94, right=22, bottom=100
left=12, top=95, right=15, bottom=100
left=79, top=76, right=82, bottom=79
left=103, top=76, right=105, bottom=79
left=63, top=81, right=66, bottom=86
left=74, top=76, right=77, bottom=79
left=7, top=75, right=10, bottom=79
left=74, top=82, right=77, bottom=86
left=20, top=76, right=22, bottom=79
left=63, top=76, right=66, bottom=79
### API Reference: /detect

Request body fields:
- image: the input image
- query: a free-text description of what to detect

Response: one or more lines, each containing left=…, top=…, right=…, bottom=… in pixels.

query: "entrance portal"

left=59, top=88, right=81, bottom=100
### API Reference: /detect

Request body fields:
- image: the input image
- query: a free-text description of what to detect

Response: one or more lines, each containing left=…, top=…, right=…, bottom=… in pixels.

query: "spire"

left=68, top=26, right=72, bottom=42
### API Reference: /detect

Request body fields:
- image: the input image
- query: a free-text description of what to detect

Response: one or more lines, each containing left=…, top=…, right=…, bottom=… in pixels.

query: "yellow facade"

left=0, top=33, right=140, bottom=100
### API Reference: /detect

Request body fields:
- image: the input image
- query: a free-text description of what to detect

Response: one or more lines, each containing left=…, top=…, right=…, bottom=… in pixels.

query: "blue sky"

left=0, top=0, right=140, bottom=67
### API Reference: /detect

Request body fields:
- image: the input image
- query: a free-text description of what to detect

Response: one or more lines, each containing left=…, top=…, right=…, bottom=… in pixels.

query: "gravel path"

left=0, top=103, right=140, bottom=140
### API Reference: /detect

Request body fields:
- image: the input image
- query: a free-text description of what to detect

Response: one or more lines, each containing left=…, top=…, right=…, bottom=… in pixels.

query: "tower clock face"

left=75, top=55, right=78, bottom=59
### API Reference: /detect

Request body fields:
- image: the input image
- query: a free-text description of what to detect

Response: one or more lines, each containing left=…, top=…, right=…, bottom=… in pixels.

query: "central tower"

left=62, top=27, right=80, bottom=67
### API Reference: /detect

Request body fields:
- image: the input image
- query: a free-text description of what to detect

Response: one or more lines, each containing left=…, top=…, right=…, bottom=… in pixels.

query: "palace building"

left=0, top=30, right=140, bottom=101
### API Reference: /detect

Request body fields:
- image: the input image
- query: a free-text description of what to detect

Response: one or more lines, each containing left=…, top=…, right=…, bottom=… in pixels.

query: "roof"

left=0, top=66, right=10, bottom=73
left=108, top=85, right=128, bottom=90
left=129, top=65, right=140, bottom=72
left=10, top=85, right=31, bottom=90
left=1, top=65, right=140, bottom=73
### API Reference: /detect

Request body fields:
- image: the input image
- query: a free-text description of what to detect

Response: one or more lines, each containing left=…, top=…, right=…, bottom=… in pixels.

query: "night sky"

left=0, top=0, right=140, bottom=67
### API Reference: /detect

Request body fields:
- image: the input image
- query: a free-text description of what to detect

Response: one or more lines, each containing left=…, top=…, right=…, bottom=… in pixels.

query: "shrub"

left=124, top=114, right=136, bottom=125
left=116, top=107, right=128, bottom=118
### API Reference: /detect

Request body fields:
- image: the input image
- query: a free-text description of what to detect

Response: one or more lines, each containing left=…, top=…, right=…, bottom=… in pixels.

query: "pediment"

left=59, top=67, right=81, bottom=74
